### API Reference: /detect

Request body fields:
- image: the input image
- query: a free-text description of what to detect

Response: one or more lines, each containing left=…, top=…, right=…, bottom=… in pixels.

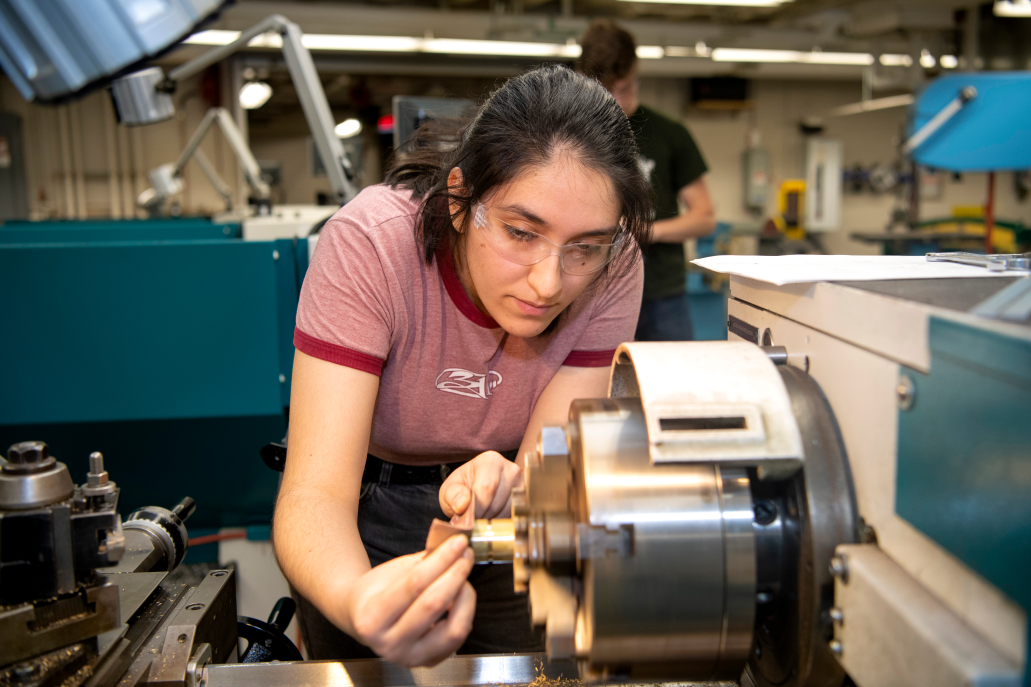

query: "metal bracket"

left=608, top=342, right=803, bottom=478
left=185, top=643, right=212, bottom=687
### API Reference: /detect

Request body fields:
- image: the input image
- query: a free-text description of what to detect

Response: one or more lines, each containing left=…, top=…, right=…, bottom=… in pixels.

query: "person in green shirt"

left=579, top=19, right=717, bottom=341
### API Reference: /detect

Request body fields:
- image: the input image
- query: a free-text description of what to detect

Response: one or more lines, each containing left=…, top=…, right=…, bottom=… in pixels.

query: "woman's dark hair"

left=384, top=65, right=651, bottom=279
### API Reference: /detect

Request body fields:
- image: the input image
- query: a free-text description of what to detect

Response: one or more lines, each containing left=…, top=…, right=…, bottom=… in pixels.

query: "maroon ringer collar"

left=437, top=249, right=499, bottom=329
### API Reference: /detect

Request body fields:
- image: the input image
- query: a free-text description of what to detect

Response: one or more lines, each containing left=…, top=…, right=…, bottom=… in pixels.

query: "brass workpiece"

left=470, top=518, right=516, bottom=563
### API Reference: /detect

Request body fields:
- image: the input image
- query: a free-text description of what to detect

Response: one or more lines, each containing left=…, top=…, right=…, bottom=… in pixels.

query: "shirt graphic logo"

left=435, top=368, right=503, bottom=400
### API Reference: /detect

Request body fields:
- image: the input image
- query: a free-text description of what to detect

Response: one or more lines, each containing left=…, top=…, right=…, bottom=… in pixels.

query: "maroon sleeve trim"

left=562, top=349, right=617, bottom=367
left=294, top=327, right=384, bottom=377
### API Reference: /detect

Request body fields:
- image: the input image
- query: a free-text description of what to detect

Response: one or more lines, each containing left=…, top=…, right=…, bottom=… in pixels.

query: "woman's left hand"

left=439, top=451, right=523, bottom=520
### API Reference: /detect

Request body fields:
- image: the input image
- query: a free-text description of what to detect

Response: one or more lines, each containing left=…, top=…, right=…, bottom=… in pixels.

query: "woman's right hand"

left=333, top=534, right=477, bottom=667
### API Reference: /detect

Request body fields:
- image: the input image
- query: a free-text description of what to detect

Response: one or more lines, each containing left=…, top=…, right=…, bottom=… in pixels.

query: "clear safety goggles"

left=472, top=204, right=622, bottom=276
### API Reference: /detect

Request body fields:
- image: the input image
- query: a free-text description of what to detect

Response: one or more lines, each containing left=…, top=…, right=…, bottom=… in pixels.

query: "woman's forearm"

left=273, top=481, right=370, bottom=635
left=275, top=351, right=382, bottom=636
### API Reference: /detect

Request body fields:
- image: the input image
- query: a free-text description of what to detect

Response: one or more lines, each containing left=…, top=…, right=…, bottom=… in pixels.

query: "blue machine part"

left=0, top=234, right=307, bottom=529
left=0, top=0, right=225, bottom=102
left=688, top=222, right=730, bottom=341
left=896, top=316, right=1031, bottom=685
left=909, top=72, right=1031, bottom=172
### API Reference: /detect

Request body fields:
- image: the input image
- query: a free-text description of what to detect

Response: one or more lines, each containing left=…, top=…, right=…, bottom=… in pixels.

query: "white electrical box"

left=805, top=139, right=843, bottom=232
left=742, top=147, right=770, bottom=212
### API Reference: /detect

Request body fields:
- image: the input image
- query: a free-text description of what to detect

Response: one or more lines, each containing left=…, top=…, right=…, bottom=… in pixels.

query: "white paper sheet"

left=691, top=255, right=1016, bottom=286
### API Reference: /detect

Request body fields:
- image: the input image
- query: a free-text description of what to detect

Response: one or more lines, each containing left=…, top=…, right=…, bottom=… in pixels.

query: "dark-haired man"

left=580, top=19, right=716, bottom=341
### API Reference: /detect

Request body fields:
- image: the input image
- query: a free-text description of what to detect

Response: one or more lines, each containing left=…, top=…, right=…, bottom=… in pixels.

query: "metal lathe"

left=4, top=273, right=1027, bottom=687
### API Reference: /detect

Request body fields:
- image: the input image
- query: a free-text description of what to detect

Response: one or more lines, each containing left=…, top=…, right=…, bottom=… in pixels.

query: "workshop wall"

left=4, top=70, right=1029, bottom=253
left=639, top=77, right=1031, bottom=254
left=0, top=73, right=247, bottom=220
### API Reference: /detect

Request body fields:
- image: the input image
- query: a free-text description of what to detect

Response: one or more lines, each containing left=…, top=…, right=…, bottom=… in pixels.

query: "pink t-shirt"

left=295, top=184, right=643, bottom=465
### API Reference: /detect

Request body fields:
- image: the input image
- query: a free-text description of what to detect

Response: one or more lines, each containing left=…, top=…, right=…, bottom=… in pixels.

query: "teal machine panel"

left=1, top=217, right=240, bottom=242
left=896, top=316, right=1031, bottom=685
left=0, top=234, right=309, bottom=530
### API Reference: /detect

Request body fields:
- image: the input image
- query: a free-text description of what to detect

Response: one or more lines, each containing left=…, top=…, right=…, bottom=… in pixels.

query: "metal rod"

left=168, top=16, right=285, bottom=83
left=174, top=108, right=219, bottom=175
left=192, top=148, right=234, bottom=210
left=212, top=108, right=269, bottom=198
left=901, top=86, right=977, bottom=155
left=279, top=21, right=357, bottom=205
left=826, top=94, right=914, bottom=118
left=173, top=107, right=270, bottom=201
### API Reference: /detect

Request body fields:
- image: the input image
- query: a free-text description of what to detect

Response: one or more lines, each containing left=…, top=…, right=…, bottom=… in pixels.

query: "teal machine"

left=899, top=71, right=1030, bottom=687
left=0, top=219, right=311, bottom=544
left=720, top=73, right=1030, bottom=687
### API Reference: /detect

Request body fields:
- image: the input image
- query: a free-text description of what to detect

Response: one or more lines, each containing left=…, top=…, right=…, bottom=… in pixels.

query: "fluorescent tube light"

left=799, top=51, right=874, bottom=65
left=711, top=48, right=797, bottom=62
left=185, top=30, right=582, bottom=58
left=306, top=35, right=422, bottom=52
left=636, top=46, right=665, bottom=59
left=711, top=48, right=873, bottom=65
left=186, top=30, right=243, bottom=45
left=664, top=43, right=711, bottom=58
left=423, top=38, right=579, bottom=57
left=879, top=54, right=913, bottom=67
left=826, top=94, right=914, bottom=117
left=618, top=0, right=787, bottom=5
left=994, top=0, right=1031, bottom=16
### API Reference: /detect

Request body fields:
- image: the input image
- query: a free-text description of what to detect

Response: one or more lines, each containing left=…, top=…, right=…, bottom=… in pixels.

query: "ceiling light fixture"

left=940, top=55, right=959, bottom=69
left=711, top=48, right=873, bottom=65
left=919, top=49, right=936, bottom=68
left=239, top=81, right=272, bottom=109
left=636, top=46, right=665, bottom=59
left=993, top=0, right=1031, bottom=16
left=335, top=118, right=363, bottom=138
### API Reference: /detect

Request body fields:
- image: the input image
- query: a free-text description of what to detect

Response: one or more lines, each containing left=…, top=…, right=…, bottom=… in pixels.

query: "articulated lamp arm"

left=118, top=14, right=358, bottom=207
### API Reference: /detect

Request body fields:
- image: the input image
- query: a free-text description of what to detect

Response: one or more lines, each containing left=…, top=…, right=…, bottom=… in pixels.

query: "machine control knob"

left=5, top=441, right=56, bottom=473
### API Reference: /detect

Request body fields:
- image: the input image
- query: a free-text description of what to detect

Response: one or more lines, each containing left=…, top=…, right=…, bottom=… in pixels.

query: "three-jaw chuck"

left=466, top=342, right=859, bottom=686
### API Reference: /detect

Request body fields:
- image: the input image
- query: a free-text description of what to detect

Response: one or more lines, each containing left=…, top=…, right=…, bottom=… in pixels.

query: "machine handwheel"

left=238, top=597, right=304, bottom=663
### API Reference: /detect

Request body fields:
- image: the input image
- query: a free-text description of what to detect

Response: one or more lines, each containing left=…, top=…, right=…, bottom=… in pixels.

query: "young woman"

left=274, top=65, right=651, bottom=668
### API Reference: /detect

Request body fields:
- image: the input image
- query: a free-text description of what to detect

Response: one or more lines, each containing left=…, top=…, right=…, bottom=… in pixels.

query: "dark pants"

left=293, top=481, right=544, bottom=660
left=635, top=291, right=695, bottom=342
